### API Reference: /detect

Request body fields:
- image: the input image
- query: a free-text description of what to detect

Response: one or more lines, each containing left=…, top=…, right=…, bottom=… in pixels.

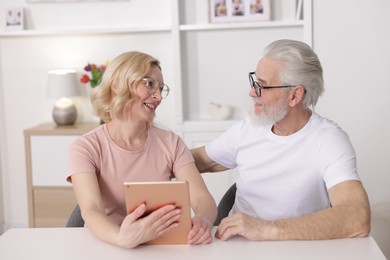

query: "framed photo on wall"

left=210, top=0, right=270, bottom=23
left=5, top=7, right=24, bottom=31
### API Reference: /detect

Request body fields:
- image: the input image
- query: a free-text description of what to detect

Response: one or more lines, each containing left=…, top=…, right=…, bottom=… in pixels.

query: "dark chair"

left=66, top=204, right=85, bottom=227
left=214, top=183, right=236, bottom=226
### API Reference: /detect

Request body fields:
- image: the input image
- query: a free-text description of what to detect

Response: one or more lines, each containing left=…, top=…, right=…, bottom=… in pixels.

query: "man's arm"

left=191, top=146, right=229, bottom=173
left=216, top=180, right=371, bottom=240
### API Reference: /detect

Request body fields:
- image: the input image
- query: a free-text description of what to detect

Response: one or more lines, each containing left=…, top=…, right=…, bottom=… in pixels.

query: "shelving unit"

left=173, top=0, right=312, bottom=129
left=0, top=0, right=312, bottom=131
left=2, top=0, right=313, bottom=216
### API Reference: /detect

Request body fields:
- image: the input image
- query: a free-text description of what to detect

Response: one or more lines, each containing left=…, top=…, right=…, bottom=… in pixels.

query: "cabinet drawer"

left=30, top=135, right=78, bottom=186
left=33, top=187, right=77, bottom=227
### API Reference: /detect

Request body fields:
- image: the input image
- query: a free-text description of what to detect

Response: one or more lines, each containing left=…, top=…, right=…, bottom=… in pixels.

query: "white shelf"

left=179, top=20, right=304, bottom=32
left=0, top=24, right=171, bottom=37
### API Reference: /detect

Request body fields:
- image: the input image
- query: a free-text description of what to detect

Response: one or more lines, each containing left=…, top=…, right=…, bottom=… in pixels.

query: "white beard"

left=249, top=97, right=289, bottom=127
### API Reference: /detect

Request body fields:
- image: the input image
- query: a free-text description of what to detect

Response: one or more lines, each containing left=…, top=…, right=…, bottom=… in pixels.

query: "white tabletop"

left=0, top=227, right=386, bottom=260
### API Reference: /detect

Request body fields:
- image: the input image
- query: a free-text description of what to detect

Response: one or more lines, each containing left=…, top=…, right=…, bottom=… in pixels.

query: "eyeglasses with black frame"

left=142, top=77, right=170, bottom=99
left=249, top=72, right=293, bottom=97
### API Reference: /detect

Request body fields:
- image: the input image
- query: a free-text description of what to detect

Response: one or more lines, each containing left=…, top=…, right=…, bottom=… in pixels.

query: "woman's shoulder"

left=150, top=125, right=183, bottom=145
left=72, top=124, right=106, bottom=147
left=150, top=125, right=179, bottom=138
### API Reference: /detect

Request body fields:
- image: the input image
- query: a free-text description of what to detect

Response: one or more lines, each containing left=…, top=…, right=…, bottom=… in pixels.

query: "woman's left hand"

left=187, top=216, right=213, bottom=245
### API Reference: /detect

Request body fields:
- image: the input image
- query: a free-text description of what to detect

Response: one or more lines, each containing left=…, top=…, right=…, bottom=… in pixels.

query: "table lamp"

left=46, top=69, right=80, bottom=126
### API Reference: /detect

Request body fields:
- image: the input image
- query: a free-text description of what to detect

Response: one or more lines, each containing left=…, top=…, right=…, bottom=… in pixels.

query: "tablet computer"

left=123, top=181, right=191, bottom=245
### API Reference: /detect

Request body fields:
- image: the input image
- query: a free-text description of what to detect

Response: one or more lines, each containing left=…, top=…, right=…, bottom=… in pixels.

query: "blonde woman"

left=67, top=51, right=217, bottom=248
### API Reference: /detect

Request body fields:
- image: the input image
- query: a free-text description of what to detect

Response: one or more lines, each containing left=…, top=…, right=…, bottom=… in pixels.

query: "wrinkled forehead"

left=255, top=57, right=284, bottom=84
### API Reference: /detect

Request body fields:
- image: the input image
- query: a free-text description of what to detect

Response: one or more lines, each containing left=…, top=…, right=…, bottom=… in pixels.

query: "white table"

left=0, top=227, right=386, bottom=260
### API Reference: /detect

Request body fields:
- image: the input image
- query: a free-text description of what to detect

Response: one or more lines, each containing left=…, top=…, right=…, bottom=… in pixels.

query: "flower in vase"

left=80, top=61, right=109, bottom=88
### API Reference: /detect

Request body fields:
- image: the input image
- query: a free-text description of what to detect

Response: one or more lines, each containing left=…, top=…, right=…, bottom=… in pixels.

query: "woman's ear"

left=289, top=85, right=305, bottom=106
left=110, top=80, right=118, bottom=94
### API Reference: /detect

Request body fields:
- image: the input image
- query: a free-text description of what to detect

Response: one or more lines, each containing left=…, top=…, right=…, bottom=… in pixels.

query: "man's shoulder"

left=311, top=112, right=343, bottom=131
left=309, top=113, right=349, bottom=140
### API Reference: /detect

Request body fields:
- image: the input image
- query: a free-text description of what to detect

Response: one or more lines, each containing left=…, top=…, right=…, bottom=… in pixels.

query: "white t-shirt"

left=206, top=112, right=360, bottom=221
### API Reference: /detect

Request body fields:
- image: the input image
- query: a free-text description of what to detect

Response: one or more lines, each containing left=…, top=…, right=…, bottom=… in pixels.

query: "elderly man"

left=192, top=39, right=370, bottom=241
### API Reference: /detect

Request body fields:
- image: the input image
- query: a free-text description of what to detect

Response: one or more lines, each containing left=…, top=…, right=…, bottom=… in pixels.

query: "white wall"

left=0, top=0, right=389, bottom=230
left=313, top=0, right=390, bottom=205
left=0, top=46, right=5, bottom=232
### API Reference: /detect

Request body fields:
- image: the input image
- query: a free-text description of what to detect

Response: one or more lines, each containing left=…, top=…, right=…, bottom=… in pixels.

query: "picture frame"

left=5, top=7, right=24, bottom=31
left=210, top=0, right=271, bottom=23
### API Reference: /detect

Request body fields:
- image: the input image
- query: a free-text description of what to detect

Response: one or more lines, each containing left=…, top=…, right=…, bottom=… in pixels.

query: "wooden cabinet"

left=24, top=123, right=98, bottom=227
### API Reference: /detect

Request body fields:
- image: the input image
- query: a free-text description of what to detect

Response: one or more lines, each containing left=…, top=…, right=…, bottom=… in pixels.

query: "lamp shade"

left=46, top=69, right=80, bottom=98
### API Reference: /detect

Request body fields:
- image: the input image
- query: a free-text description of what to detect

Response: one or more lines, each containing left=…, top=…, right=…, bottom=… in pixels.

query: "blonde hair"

left=91, top=51, right=160, bottom=123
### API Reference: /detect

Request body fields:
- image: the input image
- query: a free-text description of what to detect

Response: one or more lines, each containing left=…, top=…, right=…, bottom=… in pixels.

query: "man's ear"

left=289, top=85, right=305, bottom=106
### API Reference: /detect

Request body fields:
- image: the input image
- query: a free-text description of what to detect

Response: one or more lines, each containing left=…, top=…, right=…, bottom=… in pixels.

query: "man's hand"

left=215, top=212, right=273, bottom=241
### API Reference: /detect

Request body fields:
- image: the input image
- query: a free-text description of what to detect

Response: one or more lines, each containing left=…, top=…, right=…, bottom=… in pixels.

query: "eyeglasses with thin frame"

left=142, top=77, right=170, bottom=99
left=249, top=72, right=293, bottom=97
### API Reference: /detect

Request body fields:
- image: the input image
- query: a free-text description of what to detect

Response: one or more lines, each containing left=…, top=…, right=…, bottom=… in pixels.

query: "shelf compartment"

left=179, top=27, right=303, bottom=122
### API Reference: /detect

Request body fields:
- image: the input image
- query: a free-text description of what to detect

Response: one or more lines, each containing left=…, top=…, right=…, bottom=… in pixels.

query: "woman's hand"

left=116, top=203, right=181, bottom=248
left=187, top=216, right=213, bottom=245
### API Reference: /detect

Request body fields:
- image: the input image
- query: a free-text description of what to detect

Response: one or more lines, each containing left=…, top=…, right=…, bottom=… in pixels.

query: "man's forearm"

left=266, top=204, right=370, bottom=240
left=191, top=146, right=210, bottom=172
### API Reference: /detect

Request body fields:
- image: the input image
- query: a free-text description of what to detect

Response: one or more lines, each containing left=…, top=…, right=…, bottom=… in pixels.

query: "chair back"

left=66, top=204, right=85, bottom=227
left=214, top=183, right=236, bottom=226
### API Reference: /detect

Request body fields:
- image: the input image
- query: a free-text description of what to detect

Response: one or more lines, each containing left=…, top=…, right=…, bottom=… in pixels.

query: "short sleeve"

left=67, top=136, right=98, bottom=183
left=172, top=135, right=194, bottom=173
left=318, top=128, right=360, bottom=189
left=205, top=121, right=243, bottom=169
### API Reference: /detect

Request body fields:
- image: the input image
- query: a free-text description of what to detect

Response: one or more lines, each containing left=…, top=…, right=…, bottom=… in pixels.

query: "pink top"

left=67, top=124, right=194, bottom=225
